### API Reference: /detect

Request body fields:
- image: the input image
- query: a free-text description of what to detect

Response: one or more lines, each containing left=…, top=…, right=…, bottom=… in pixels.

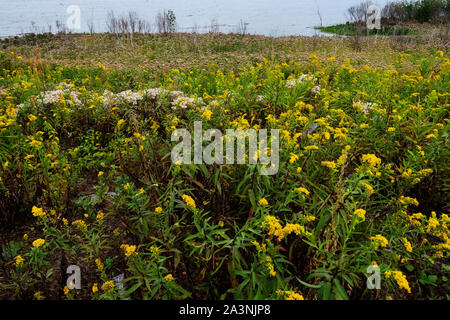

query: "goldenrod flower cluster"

left=32, top=206, right=46, bottom=218
left=385, top=270, right=411, bottom=293
left=72, top=219, right=87, bottom=231
left=370, top=234, right=389, bottom=248
left=361, top=154, right=382, bottom=168
left=354, top=209, right=366, bottom=222
left=95, top=258, right=104, bottom=271
left=101, top=280, right=115, bottom=293
left=164, top=274, right=174, bottom=282
left=32, top=238, right=45, bottom=248
left=15, top=255, right=25, bottom=266
left=277, top=289, right=305, bottom=300
left=182, top=194, right=196, bottom=209
left=262, top=215, right=310, bottom=241
left=260, top=255, right=276, bottom=277
left=120, top=244, right=137, bottom=257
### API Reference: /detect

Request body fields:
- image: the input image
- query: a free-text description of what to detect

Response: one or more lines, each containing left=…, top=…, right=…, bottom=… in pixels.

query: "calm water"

left=0, top=0, right=390, bottom=37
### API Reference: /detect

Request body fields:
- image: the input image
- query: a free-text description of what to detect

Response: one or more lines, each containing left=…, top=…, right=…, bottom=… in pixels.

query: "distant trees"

left=155, top=10, right=177, bottom=34
left=381, top=0, right=449, bottom=23
left=105, top=9, right=177, bottom=36
left=348, top=0, right=449, bottom=24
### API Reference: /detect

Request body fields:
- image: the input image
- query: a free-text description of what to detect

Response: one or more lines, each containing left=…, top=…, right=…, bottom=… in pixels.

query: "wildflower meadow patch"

left=0, top=38, right=449, bottom=301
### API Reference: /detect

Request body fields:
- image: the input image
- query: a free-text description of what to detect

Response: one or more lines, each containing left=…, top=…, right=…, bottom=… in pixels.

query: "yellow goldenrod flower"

left=15, top=255, right=25, bottom=266
left=95, top=258, right=104, bottom=271
left=354, top=208, right=366, bottom=222
left=304, top=145, right=319, bottom=151
left=262, top=215, right=310, bottom=241
left=370, top=234, right=388, bottom=248
left=289, top=153, right=299, bottom=164
left=64, top=286, right=69, bottom=295
left=202, top=108, right=213, bottom=120
left=32, top=238, right=45, bottom=248
left=150, top=245, right=160, bottom=255
left=321, top=161, right=336, bottom=169
left=398, top=196, right=419, bottom=207
left=34, top=292, right=43, bottom=300
left=260, top=255, right=276, bottom=277
left=277, top=289, right=304, bottom=300
left=92, top=283, right=98, bottom=293
left=295, top=187, right=310, bottom=196
left=385, top=270, right=411, bottom=293
left=72, top=219, right=87, bottom=231
left=32, top=206, right=46, bottom=218
left=258, top=198, right=269, bottom=206
left=117, top=119, right=125, bottom=127
left=164, top=274, right=174, bottom=282
left=361, top=182, right=374, bottom=195
left=96, top=210, right=104, bottom=220
left=182, top=194, right=196, bottom=208
left=120, top=244, right=137, bottom=257
left=361, top=154, right=382, bottom=168
left=402, top=238, right=412, bottom=252
left=101, top=280, right=115, bottom=293
left=29, top=140, right=41, bottom=148
left=154, top=206, right=162, bottom=213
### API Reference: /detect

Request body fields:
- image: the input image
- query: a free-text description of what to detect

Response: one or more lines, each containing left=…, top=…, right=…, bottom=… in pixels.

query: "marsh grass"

left=2, top=31, right=447, bottom=74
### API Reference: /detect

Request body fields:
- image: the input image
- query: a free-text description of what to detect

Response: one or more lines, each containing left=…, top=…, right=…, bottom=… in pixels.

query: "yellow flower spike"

left=402, top=238, right=412, bottom=252
left=277, top=289, right=304, bottom=300
left=182, top=194, right=196, bottom=209
left=32, top=206, right=46, bottom=218
left=64, top=286, right=69, bottom=295
left=34, top=292, right=43, bottom=300
left=95, top=258, right=104, bottom=271
left=96, top=210, right=104, bottom=220
left=361, top=154, right=382, bottom=168
left=32, top=238, right=45, bottom=248
left=164, top=274, right=174, bottom=282
left=15, top=255, right=25, bottom=266
left=101, top=280, right=115, bottom=293
left=120, top=244, right=137, bottom=257
left=354, top=208, right=366, bottom=222
left=72, top=220, right=87, bottom=231
left=295, top=187, right=310, bottom=196
left=370, top=234, right=389, bottom=248
left=385, top=270, right=411, bottom=293
left=321, top=161, right=336, bottom=169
